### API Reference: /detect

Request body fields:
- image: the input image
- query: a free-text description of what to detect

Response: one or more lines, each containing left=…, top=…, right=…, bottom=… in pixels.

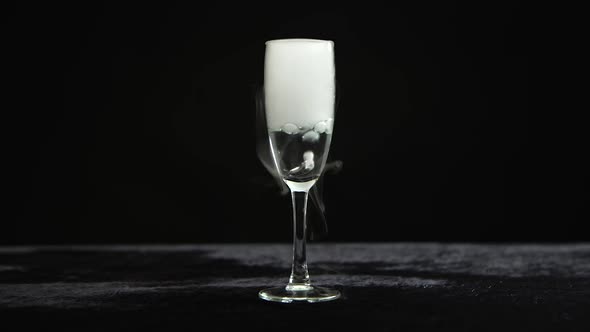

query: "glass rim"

left=265, top=38, right=334, bottom=46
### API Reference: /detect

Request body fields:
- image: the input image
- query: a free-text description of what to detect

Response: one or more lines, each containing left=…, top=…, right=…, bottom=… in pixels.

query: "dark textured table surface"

left=1, top=243, right=589, bottom=331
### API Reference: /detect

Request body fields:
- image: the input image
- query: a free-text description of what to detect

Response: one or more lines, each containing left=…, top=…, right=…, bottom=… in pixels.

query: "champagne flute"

left=258, top=39, right=340, bottom=303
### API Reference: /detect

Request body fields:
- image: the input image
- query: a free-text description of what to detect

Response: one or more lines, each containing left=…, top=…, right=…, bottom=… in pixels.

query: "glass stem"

left=286, top=188, right=312, bottom=291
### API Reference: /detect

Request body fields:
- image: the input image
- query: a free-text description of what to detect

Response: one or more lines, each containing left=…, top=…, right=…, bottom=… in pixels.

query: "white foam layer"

left=264, top=39, right=335, bottom=130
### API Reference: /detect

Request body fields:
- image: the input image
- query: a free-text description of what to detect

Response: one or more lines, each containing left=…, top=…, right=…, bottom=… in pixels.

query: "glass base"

left=259, top=285, right=341, bottom=303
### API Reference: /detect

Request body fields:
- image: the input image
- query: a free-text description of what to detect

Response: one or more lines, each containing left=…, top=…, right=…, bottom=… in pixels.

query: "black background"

left=5, top=2, right=587, bottom=244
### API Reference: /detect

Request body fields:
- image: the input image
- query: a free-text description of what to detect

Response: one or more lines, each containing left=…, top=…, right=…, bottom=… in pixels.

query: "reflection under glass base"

left=259, top=285, right=341, bottom=303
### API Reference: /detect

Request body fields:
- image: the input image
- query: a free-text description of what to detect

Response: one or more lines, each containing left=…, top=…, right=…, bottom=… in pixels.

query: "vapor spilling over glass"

left=258, top=39, right=340, bottom=303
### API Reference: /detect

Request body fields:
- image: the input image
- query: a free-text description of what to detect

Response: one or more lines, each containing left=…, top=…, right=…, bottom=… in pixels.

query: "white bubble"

left=281, top=123, right=299, bottom=134
left=302, top=130, right=320, bottom=143
left=313, top=121, right=327, bottom=134
left=303, top=151, right=315, bottom=169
